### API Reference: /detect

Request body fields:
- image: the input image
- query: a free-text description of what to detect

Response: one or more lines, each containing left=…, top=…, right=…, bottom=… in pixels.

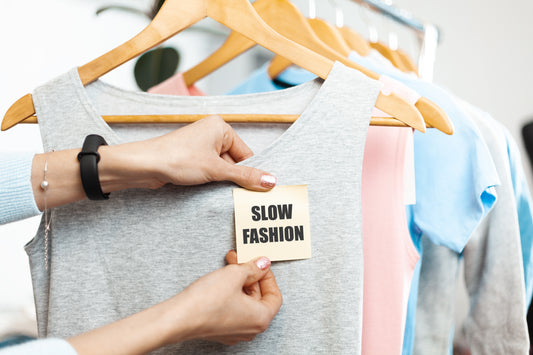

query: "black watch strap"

left=77, top=134, right=110, bottom=200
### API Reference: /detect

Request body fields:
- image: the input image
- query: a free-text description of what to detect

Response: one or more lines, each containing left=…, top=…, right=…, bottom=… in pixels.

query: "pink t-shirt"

left=361, top=126, right=419, bottom=355
left=148, top=73, right=419, bottom=354
left=147, top=72, right=205, bottom=96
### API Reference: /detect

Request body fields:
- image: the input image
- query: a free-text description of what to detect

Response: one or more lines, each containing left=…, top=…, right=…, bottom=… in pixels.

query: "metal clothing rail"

left=349, top=0, right=440, bottom=81
left=351, top=0, right=440, bottom=40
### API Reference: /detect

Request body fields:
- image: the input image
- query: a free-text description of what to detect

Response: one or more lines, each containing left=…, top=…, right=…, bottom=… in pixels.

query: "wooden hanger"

left=269, top=17, right=356, bottom=78
left=269, top=55, right=453, bottom=135
left=182, top=0, right=426, bottom=132
left=19, top=114, right=427, bottom=128
left=3, top=0, right=332, bottom=131
left=369, top=42, right=409, bottom=72
left=307, top=18, right=351, bottom=57
left=338, top=26, right=371, bottom=56
left=264, top=10, right=453, bottom=135
left=395, top=48, right=418, bottom=74
left=269, top=17, right=358, bottom=80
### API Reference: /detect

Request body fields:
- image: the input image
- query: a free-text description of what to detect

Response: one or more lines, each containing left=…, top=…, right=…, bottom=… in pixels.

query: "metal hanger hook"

left=388, top=31, right=399, bottom=50
left=328, top=0, right=344, bottom=27
left=380, top=0, right=398, bottom=49
left=359, top=3, right=378, bottom=43
left=308, top=0, right=317, bottom=19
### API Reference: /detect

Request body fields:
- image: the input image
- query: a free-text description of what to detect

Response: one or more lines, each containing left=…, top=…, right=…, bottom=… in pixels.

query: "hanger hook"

left=379, top=0, right=398, bottom=49
left=359, top=3, right=378, bottom=43
left=328, top=0, right=344, bottom=27
left=308, top=0, right=317, bottom=19
left=388, top=31, right=399, bottom=50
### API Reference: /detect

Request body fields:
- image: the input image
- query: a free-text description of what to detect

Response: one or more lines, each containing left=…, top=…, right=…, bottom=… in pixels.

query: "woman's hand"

left=163, top=251, right=282, bottom=346
left=68, top=252, right=283, bottom=355
left=122, top=116, right=277, bottom=191
left=32, top=116, right=277, bottom=210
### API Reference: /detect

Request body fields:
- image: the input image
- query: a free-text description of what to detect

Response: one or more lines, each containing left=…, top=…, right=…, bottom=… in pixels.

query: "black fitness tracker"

left=77, top=134, right=110, bottom=200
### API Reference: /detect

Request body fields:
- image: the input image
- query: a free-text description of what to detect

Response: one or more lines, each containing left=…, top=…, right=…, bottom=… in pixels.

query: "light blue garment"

left=505, top=125, right=533, bottom=307
left=227, top=59, right=500, bottom=355
left=0, top=152, right=41, bottom=225
left=0, top=338, right=77, bottom=355
left=457, top=103, right=533, bottom=307
left=229, top=64, right=315, bottom=95
left=346, top=51, right=499, bottom=251
left=403, top=206, right=422, bottom=355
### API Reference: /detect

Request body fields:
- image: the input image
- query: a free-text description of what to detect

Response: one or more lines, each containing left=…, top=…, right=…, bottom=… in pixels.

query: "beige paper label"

left=233, top=185, right=312, bottom=263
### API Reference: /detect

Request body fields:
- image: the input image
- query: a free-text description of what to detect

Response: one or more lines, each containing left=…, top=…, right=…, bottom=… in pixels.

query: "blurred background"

left=1, top=0, right=533, bottom=342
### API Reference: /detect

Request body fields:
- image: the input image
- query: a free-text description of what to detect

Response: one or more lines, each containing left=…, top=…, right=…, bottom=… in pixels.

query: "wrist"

left=97, top=143, right=164, bottom=193
left=158, top=292, right=200, bottom=346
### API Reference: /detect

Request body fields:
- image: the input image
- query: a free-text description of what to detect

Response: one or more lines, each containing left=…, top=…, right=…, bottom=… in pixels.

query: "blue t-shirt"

left=228, top=58, right=501, bottom=355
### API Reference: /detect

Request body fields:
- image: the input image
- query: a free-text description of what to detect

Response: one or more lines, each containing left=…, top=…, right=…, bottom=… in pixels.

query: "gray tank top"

left=26, top=62, right=381, bottom=354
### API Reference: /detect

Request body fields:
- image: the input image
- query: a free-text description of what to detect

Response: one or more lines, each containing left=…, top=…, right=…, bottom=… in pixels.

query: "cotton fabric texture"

left=228, top=64, right=419, bottom=355
left=27, top=62, right=381, bottom=354
left=414, top=101, right=529, bottom=355
left=0, top=152, right=41, bottom=225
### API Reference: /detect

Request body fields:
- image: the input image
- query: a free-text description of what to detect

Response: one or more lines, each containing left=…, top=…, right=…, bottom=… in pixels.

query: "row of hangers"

left=1, top=0, right=454, bottom=135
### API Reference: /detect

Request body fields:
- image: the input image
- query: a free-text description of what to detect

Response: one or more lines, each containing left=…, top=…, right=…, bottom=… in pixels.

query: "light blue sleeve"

left=0, top=338, right=77, bottom=355
left=347, top=51, right=500, bottom=252
left=0, top=152, right=41, bottom=225
left=502, top=124, right=533, bottom=306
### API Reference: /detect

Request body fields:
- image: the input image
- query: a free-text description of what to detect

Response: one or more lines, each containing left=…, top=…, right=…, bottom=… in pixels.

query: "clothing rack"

left=350, top=0, right=441, bottom=81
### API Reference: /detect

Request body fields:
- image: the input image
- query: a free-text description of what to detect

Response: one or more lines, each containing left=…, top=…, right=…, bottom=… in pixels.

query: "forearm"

left=67, top=296, right=190, bottom=355
left=31, top=143, right=162, bottom=211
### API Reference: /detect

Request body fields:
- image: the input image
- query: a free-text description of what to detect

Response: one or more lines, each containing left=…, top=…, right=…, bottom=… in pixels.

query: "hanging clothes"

left=147, top=72, right=205, bottom=96
left=27, top=62, right=381, bottom=354
left=346, top=50, right=502, bottom=355
left=225, top=64, right=421, bottom=355
left=414, top=101, right=530, bottom=355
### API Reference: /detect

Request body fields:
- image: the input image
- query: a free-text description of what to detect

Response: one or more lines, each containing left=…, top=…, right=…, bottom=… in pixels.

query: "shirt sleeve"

left=0, top=338, right=77, bottom=355
left=0, top=152, right=41, bottom=225
left=502, top=125, right=533, bottom=306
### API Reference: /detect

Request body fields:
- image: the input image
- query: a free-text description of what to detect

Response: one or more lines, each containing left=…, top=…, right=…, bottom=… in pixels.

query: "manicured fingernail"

left=260, top=175, right=277, bottom=188
left=256, top=257, right=271, bottom=270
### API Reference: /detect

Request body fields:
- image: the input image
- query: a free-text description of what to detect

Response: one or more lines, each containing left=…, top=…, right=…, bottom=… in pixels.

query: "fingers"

left=239, top=257, right=282, bottom=322
left=225, top=250, right=261, bottom=299
left=225, top=250, right=238, bottom=264
left=241, top=257, right=272, bottom=287
left=258, top=268, right=283, bottom=315
left=221, top=162, right=277, bottom=192
left=221, top=152, right=236, bottom=164
left=199, top=116, right=277, bottom=191
left=219, top=121, right=254, bottom=163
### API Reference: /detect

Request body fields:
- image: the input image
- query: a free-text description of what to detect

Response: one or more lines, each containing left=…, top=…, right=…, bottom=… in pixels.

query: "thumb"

left=241, top=256, right=272, bottom=287
left=222, top=162, right=277, bottom=192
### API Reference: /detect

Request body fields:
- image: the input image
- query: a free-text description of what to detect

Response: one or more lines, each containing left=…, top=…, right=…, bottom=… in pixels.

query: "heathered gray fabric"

left=26, top=62, right=382, bottom=354
left=413, top=101, right=529, bottom=355
left=413, top=235, right=459, bottom=355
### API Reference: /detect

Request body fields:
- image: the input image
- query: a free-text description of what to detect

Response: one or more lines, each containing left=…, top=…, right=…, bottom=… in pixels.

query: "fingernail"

left=256, top=257, right=271, bottom=270
left=260, top=175, right=277, bottom=188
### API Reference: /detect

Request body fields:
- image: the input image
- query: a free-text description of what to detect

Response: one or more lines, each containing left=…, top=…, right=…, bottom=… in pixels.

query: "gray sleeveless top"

left=26, top=62, right=381, bottom=354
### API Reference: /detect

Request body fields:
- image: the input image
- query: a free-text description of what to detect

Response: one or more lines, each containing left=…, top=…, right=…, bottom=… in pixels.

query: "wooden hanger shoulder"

left=369, top=42, right=408, bottom=72
left=307, top=18, right=351, bottom=57
left=338, top=26, right=371, bottom=56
